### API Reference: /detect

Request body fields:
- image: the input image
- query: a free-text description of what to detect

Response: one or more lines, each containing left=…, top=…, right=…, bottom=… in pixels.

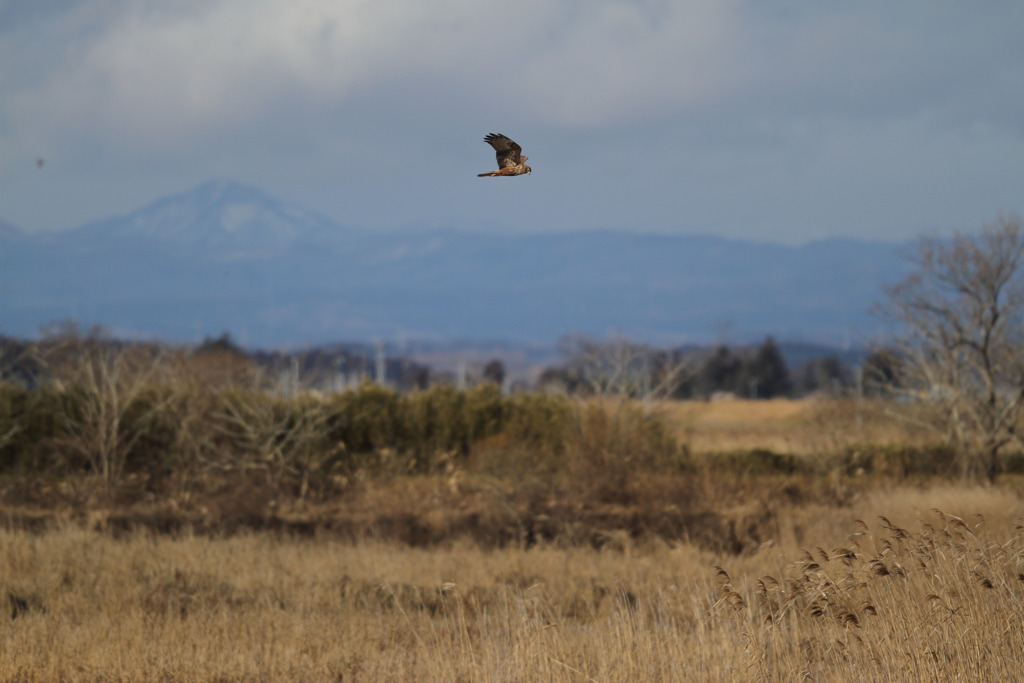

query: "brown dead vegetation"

left=3, top=342, right=1024, bottom=680
left=2, top=494, right=1024, bottom=681
left=0, top=351, right=1007, bottom=554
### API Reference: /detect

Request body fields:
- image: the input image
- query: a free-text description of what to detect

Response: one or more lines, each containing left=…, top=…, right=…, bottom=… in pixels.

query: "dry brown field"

left=2, top=398, right=1023, bottom=681
left=662, top=396, right=939, bottom=455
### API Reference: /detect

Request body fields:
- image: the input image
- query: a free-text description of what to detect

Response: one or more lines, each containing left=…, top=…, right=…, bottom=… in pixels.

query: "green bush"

left=404, top=385, right=470, bottom=469
left=322, top=383, right=407, bottom=470
left=463, top=384, right=508, bottom=443
left=466, top=392, right=572, bottom=478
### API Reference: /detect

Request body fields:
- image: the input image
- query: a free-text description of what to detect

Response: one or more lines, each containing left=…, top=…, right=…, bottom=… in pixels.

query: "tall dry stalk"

left=3, top=498, right=1024, bottom=681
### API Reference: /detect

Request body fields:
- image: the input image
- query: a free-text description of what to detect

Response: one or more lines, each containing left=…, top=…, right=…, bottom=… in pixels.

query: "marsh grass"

left=2, top=485, right=1023, bottom=682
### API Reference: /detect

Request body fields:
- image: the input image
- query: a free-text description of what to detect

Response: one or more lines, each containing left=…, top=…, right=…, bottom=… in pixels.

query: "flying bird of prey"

left=477, top=133, right=531, bottom=177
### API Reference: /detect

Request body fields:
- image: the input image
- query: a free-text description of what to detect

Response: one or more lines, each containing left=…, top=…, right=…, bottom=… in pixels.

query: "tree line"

left=3, top=214, right=1024, bottom=485
left=539, top=335, right=852, bottom=400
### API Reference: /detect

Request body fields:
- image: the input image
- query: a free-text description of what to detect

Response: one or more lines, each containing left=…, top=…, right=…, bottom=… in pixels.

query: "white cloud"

left=509, top=2, right=745, bottom=126
left=1, top=1, right=1022, bottom=241
left=10, top=1, right=1017, bottom=150
left=3, top=1, right=749, bottom=147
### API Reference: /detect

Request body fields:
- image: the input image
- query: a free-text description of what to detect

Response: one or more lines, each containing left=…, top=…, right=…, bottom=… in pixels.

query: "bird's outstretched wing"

left=484, top=133, right=523, bottom=168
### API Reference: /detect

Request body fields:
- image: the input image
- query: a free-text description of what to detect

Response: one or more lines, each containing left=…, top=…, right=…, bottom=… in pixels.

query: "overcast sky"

left=1, top=1, right=1022, bottom=244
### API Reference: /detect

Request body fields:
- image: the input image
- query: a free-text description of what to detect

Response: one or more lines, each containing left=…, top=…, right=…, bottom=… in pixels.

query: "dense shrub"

left=8, top=365, right=1012, bottom=499
left=568, top=401, right=683, bottom=474
left=0, top=382, right=64, bottom=471
left=836, top=443, right=960, bottom=478
left=707, top=448, right=803, bottom=476
left=404, top=385, right=472, bottom=469
left=0, top=372, right=684, bottom=494
left=323, top=382, right=405, bottom=457
left=503, top=393, right=573, bottom=453
left=121, top=385, right=184, bottom=476
left=698, top=444, right=964, bottom=480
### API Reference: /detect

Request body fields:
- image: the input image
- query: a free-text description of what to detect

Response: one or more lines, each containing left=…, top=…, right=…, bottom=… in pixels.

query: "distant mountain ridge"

left=71, top=180, right=346, bottom=251
left=0, top=181, right=909, bottom=347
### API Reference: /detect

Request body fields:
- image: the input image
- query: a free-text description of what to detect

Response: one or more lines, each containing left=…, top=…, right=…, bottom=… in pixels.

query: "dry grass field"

left=2, top=486, right=1023, bottom=681
left=2, top=397, right=1023, bottom=681
left=663, top=397, right=939, bottom=455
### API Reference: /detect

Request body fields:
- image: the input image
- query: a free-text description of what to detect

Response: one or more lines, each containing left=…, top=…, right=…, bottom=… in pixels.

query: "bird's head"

left=525, top=165, right=532, bottom=175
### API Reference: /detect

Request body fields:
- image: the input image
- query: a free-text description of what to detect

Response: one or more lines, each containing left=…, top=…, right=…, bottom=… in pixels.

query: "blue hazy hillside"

left=0, top=181, right=908, bottom=347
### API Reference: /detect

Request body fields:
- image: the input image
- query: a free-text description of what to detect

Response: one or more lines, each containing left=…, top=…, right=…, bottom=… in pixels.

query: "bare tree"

left=213, top=387, right=331, bottom=498
left=880, top=215, right=1024, bottom=481
left=556, top=333, right=695, bottom=400
left=53, top=342, right=173, bottom=494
